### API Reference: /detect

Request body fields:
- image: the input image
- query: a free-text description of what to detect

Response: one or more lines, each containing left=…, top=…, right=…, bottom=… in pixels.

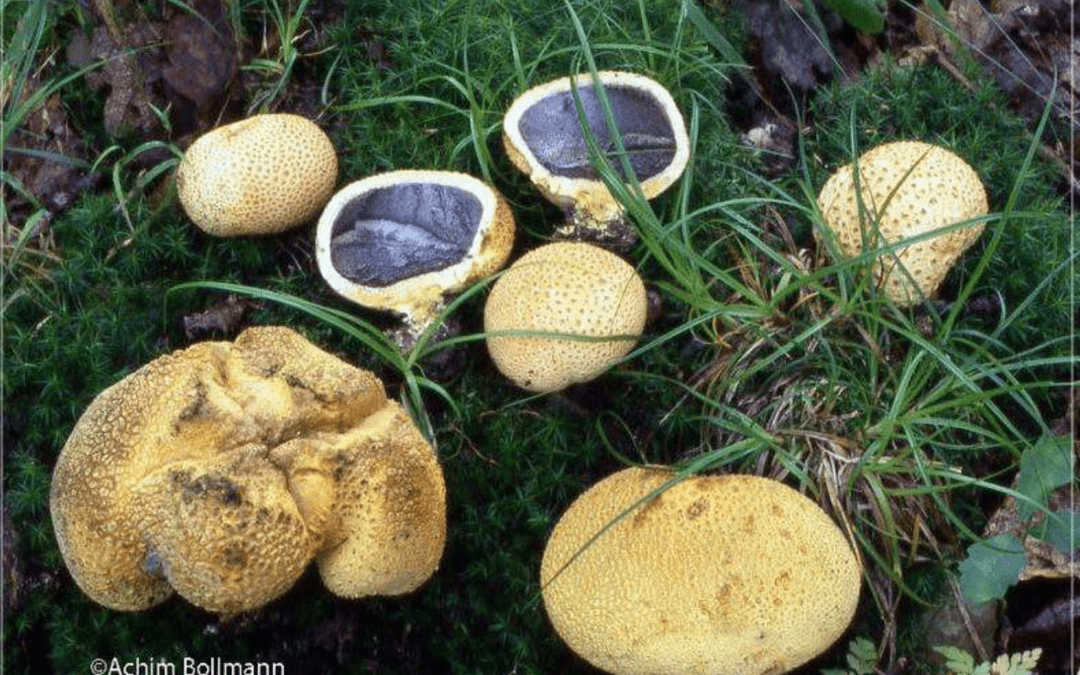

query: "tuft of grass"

left=538, top=7, right=1073, bottom=665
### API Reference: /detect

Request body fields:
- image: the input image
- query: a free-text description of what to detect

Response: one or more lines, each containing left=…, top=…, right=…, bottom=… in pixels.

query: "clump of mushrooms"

left=542, top=466, right=862, bottom=675
left=177, top=114, right=339, bottom=237
left=316, top=170, right=515, bottom=350
left=816, top=140, right=989, bottom=305
left=50, top=326, right=446, bottom=614
left=484, top=241, right=648, bottom=393
left=502, top=71, right=690, bottom=251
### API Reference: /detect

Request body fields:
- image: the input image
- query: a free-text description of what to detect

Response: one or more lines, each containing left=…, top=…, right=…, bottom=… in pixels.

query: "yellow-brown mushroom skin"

left=816, top=141, right=988, bottom=305
left=483, top=242, right=647, bottom=393
left=541, top=467, right=862, bottom=675
left=177, top=114, right=338, bottom=236
left=50, top=326, right=445, bottom=614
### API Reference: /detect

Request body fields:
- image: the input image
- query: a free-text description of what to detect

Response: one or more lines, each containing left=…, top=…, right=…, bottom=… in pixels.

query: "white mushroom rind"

left=502, top=71, right=690, bottom=237
left=315, top=170, right=515, bottom=335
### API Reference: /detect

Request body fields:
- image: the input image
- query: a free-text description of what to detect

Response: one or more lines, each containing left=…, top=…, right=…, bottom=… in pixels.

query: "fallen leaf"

left=182, top=294, right=257, bottom=339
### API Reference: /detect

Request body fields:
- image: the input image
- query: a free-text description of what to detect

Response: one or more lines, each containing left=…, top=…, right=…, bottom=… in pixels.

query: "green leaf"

left=847, top=636, right=878, bottom=675
left=1016, top=433, right=1074, bottom=519
left=820, top=0, right=885, bottom=33
left=958, top=534, right=1026, bottom=605
left=1038, top=508, right=1079, bottom=554
left=933, top=645, right=976, bottom=675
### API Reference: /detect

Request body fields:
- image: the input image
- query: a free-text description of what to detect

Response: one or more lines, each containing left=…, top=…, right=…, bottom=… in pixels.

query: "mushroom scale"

left=541, top=467, right=862, bottom=675
left=816, top=140, right=988, bottom=305
left=483, top=242, right=647, bottom=393
left=50, top=326, right=446, bottom=613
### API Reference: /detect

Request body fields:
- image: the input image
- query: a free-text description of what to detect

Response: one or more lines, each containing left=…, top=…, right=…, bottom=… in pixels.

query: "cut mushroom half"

left=316, top=170, right=515, bottom=349
left=502, top=71, right=690, bottom=250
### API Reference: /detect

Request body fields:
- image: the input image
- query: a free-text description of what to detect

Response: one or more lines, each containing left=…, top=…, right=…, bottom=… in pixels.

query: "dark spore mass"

left=330, top=183, right=483, bottom=287
left=518, top=84, right=676, bottom=181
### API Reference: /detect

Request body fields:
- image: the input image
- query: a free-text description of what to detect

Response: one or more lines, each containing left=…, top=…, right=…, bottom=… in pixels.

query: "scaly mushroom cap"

left=816, top=141, right=988, bottom=305
left=502, top=71, right=689, bottom=248
left=316, top=170, right=515, bottom=341
left=50, top=326, right=445, bottom=613
left=270, top=406, right=447, bottom=598
left=177, top=114, right=338, bottom=236
left=483, top=242, right=647, bottom=393
left=541, top=467, right=862, bottom=675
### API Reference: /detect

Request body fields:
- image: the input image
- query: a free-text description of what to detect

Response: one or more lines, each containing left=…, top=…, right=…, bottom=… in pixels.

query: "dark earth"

left=3, top=0, right=1077, bottom=672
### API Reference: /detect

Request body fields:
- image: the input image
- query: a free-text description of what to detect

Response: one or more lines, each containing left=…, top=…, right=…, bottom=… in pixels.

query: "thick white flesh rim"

left=503, top=70, right=690, bottom=202
left=315, top=170, right=500, bottom=323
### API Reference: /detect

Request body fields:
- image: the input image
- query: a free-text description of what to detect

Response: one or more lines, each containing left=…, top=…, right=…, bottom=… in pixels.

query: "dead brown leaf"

left=182, top=294, right=258, bottom=339
left=3, top=72, right=93, bottom=229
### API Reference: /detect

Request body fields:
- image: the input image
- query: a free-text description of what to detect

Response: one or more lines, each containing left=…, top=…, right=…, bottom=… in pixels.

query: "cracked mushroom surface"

left=816, top=140, right=988, bottom=305
left=483, top=241, right=647, bottom=393
left=49, top=326, right=445, bottom=614
left=177, top=114, right=338, bottom=236
left=541, top=467, right=862, bottom=675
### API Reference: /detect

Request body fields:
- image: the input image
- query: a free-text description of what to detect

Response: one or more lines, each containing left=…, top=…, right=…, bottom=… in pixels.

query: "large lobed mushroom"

left=50, top=326, right=446, bottom=614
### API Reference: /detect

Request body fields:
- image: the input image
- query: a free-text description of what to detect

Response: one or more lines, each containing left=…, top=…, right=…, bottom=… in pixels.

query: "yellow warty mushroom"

left=542, top=467, right=862, bottom=675
left=50, top=326, right=445, bottom=614
left=177, top=114, right=338, bottom=236
left=816, top=140, right=988, bottom=305
left=483, top=242, right=647, bottom=393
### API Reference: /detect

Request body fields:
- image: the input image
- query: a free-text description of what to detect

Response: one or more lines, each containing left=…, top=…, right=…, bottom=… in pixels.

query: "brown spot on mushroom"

left=177, top=114, right=338, bottom=236
left=541, top=467, right=862, bottom=675
left=484, top=241, right=647, bottom=393
left=50, top=326, right=445, bottom=613
left=816, top=141, right=988, bottom=305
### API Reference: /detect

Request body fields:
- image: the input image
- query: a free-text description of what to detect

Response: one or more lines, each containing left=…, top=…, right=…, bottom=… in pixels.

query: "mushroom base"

left=555, top=204, right=638, bottom=253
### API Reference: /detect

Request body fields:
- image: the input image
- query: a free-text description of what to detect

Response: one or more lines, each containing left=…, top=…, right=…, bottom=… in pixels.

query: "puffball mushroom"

left=483, top=241, right=647, bottom=393
left=502, top=71, right=689, bottom=250
left=177, top=113, right=338, bottom=236
left=541, top=467, right=862, bottom=675
left=316, top=170, right=515, bottom=349
left=50, top=326, right=446, bottom=614
left=817, top=140, right=988, bottom=305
